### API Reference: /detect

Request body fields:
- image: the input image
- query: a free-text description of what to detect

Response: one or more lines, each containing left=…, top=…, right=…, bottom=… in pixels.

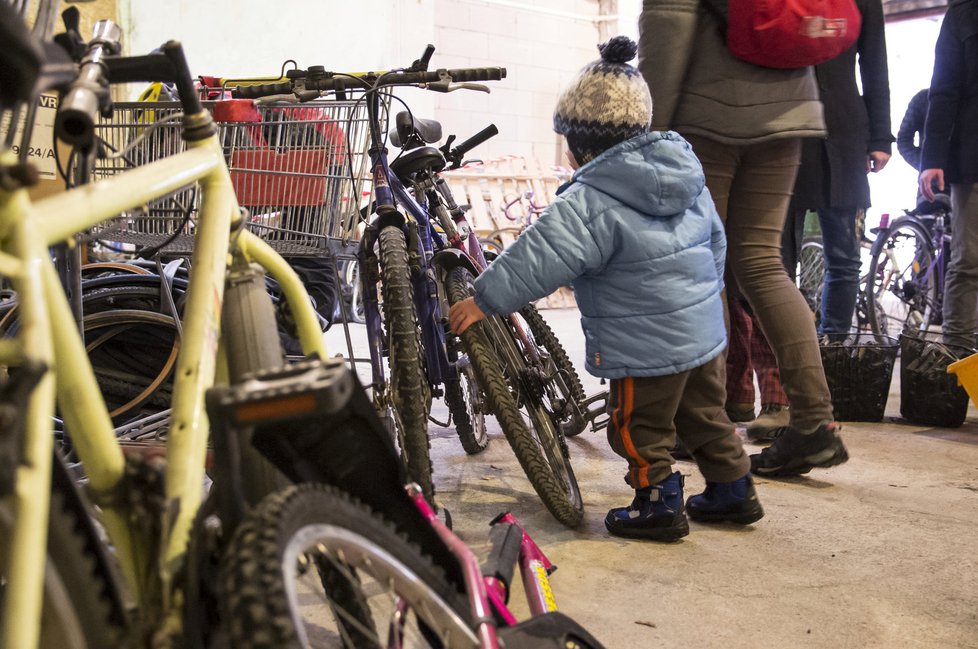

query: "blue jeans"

left=817, top=207, right=862, bottom=336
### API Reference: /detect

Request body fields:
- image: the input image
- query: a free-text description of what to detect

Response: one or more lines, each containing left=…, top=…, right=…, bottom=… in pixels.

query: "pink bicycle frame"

left=408, top=486, right=559, bottom=648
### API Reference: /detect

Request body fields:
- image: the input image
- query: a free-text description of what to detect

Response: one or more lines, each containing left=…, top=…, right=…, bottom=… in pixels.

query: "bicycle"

left=863, top=194, right=951, bottom=341
left=478, top=188, right=548, bottom=256
left=0, top=8, right=379, bottom=647
left=231, top=50, right=606, bottom=526
left=207, top=356, right=608, bottom=648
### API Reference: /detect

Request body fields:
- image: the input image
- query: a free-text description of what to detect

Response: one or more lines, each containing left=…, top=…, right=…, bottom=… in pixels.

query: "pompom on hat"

left=553, top=36, right=653, bottom=166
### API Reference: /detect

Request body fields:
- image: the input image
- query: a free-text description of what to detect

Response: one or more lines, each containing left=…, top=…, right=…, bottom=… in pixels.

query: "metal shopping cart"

left=86, top=93, right=375, bottom=258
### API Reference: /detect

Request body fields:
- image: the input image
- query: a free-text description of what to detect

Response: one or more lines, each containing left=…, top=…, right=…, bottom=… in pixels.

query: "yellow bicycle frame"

left=0, top=112, right=327, bottom=649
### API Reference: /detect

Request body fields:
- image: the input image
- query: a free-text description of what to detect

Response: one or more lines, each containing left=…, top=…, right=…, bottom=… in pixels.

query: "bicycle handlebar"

left=232, top=66, right=507, bottom=100
left=444, top=124, right=498, bottom=169
left=58, top=40, right=207, bottom=149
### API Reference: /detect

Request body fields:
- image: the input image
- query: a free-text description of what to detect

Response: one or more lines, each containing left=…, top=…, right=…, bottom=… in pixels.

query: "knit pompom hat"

left=553, top=36, right=653, bottom=166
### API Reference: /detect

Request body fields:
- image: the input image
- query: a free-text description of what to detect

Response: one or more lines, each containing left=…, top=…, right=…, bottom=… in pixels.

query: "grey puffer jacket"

left=638, top=0, right=826, bottom=144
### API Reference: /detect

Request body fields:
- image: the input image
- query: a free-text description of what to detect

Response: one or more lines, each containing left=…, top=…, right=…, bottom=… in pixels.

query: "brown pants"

left=606, top=354, right=750, bottom=489
left=683, top=134, right=834, bottom=432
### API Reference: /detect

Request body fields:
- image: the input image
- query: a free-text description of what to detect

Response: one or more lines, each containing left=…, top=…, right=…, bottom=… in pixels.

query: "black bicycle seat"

left=389, top=146, right=446, bottom=180
left=915, top=192, right=952, bottom=215
left=389, top=111, right=443, bottom=148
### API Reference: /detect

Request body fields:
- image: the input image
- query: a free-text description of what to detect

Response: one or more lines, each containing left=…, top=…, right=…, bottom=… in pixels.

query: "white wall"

left=432, top=0, right=603, bottom=163
left=118, top=0, right=607, bottom=165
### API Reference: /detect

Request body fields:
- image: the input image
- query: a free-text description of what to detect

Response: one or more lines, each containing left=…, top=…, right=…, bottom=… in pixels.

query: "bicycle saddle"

left=389, top=146, right=446, bottom=180
left=389, top=111, right=443, bottom=148
left=915, top=192, right=952, bottom=215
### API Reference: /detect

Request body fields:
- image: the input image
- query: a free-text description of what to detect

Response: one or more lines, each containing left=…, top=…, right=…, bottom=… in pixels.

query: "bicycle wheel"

left=443, top=344, right=488, bottom=454
left=219, top=484, right=474, bottom=649
left=377, top=227, right=434, bottom=503
left=797, top=237, right=825, bottom=319
left=0, top=468, right=124, bottom=649
left=864, top=217, right=939, bottom=341
left=517, top=304, right=588, bottom=436
left=445, top=267, right=584, bottom=527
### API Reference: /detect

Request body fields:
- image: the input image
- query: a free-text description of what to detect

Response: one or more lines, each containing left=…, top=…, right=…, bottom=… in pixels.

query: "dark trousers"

left=606, top=354, right=750, bottom=489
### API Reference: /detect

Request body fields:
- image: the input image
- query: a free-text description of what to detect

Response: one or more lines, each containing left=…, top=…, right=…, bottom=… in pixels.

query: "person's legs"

left=673, top=355, right=763, bottom=525
left=745, top=319, right=790, bottom=441
left=943, top=183, right=978, bottom=347
left=684, top=134, right=846, bottom=477
left=782, top=203, right=806, bottom=282
left=725, top=289, right=757, bottom=421
left=817, top=206, right=862, bottom=337
left=604, top=376, right=689, bottom=541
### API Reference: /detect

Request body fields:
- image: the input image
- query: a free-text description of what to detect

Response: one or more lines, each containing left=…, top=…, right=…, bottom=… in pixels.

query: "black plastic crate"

left=900, top=331, right=974, bottom=428
left=820, top=334, right=898, bottom=422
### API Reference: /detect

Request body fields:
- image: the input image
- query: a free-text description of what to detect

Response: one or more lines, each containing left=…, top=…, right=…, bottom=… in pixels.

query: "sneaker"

left=745, top=404, right=790, bottom=442
left=686, top=474, right=764, bottom=524
left=750, top=422, right=849, bottom=477
left=726, top=402, right=756, bottom=423
left=604, top=472, right=689, bottom=542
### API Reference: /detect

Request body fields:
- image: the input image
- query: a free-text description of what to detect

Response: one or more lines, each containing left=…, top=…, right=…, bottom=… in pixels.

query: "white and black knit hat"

left=553, top=36, right=653, bottom=165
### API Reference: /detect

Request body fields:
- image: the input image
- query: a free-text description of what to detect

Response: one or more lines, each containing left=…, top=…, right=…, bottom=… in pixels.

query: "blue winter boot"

left=686, top=474, right=764, bottom=525
left=604, top=471, right=689, bottom=542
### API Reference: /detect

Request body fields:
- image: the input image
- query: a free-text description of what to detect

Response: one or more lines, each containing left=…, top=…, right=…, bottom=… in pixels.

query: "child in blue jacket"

left=449, top=36, right=762, bottom=541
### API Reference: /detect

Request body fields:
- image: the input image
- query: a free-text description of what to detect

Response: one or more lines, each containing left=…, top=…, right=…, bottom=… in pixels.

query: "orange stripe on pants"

left=617, top=377, right=651, bottom=489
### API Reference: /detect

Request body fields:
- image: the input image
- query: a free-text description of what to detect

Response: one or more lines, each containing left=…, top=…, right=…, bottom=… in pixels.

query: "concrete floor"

left=325, top=308, right=978, bottom=649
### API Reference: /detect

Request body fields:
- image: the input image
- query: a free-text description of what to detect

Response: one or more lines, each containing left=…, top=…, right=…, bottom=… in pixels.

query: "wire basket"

left=900, top=331, right=974, bottom=428
left=86, top=96, right=376, bottom=256
left=819, top=333, right=898, bottom=422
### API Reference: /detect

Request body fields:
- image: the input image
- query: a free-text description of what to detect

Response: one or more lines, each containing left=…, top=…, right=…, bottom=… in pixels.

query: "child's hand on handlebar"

left=449, top=297, right=486, bottom=334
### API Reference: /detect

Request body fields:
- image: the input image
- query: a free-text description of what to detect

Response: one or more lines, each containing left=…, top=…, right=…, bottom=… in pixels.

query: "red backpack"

left=706, top=0, right=862, bottom=69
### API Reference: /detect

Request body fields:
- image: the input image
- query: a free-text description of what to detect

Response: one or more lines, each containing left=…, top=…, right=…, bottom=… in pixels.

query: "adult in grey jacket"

left=920, top=0, right=978, bottom=347
left=639, top=0, right=849, bottom=477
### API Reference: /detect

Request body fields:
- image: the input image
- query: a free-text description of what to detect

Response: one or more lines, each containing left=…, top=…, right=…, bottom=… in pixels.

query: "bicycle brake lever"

left=429, top=82, right=490, bottom=94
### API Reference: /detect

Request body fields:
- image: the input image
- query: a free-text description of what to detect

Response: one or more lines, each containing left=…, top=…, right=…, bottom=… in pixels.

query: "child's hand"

left=449, top=297, right=486, bottom=334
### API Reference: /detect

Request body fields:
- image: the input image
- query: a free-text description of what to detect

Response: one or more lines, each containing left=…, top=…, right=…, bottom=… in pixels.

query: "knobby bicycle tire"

left=0, top=466, right=124, bottom=649
left=445, top=267, right=584, bottom=527
left=518, top=304, right=588, bottom=436
left=378, top=226, right=434, bottom=504
left=218, top=483, right=474, bottom=649
left=865, top=217, right=939, bottom=342
left=443, top=344, right=488, bottom=454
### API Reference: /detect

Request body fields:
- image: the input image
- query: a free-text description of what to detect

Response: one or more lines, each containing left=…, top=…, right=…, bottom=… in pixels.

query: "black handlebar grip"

left=453, top=124, right=499, bottom=157
left=233, top=81, right=293, bottom=99
left=446, top=67, right=506, bottom=82
left=161, top=41, right=203, bottom=116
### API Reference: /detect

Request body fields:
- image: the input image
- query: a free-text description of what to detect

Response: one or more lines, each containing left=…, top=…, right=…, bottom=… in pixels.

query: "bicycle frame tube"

left=237, top=231, right=328, bottom=359
left=494, top=513, right=558, bottom=617
left=1, top=131, right=235, bottom=645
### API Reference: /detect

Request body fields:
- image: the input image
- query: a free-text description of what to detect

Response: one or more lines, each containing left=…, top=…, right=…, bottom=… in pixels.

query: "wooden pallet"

left=441, top=156, right=576, bottom=309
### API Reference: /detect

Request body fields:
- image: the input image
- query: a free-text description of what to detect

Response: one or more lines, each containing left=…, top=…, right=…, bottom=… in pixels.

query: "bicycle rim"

left=220, top=484, right=475, bottom=649
left=865, top=218, right=938, bottom=341
left=517, top=305, right=587, bottom=436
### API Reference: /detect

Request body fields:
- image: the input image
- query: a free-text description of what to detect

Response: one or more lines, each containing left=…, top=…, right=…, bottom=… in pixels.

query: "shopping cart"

left=87, top=93, right=375, bottom=258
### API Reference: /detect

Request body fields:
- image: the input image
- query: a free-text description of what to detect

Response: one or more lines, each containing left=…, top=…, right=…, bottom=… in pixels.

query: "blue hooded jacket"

left=472, top=131, right=727, bottom=379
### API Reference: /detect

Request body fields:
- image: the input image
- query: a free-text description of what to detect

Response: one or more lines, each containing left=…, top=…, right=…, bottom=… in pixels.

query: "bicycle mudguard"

left=432, top=247, right=481, bottom=278
left=204, top=358, right=466, bottom=589
left=496, top=611, right=607, bottom=649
